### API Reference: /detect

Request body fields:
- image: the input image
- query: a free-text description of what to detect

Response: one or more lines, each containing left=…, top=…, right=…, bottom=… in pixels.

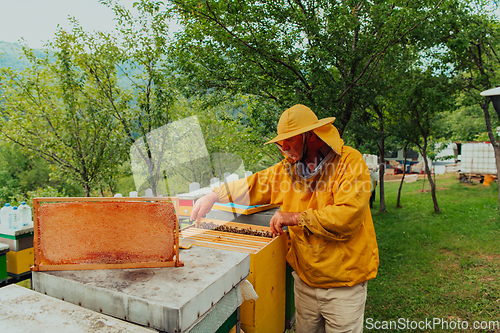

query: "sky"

left=0, top=0, right=499, bottom=49
left=0, top=0, right=175, bottom=48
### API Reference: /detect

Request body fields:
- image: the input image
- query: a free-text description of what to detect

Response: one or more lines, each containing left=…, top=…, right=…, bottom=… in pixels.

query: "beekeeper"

left=191, top=104, right=379, bottom=333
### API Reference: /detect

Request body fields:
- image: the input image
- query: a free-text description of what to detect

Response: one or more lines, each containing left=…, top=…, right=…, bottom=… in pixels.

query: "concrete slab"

left=0, top=284, right=155, bottom=332
left=33, top=246, right=250, bottom=333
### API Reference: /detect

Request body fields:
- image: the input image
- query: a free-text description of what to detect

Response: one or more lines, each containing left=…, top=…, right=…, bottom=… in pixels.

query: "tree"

left=392, top=70, right=455, bottom=212
left=346, top=33, right=420, bottom=213
left=167, top=0, right=448, bottom=138
left=92, top=0, right=179, bottom=196
left=0, top=140, right=83, bottom=204
left=442, top=3, right=500, bottom=214
left=0, top=36, right=127, bottom=196
left=1, top=2, right=182, bottom=197
left=348, top=92, right=395, bottom=213
left=395, top=143, right=409, bottom=208
left=172, top=95, right=281, bottom=171
left=440, top=100, right=494, bottom=142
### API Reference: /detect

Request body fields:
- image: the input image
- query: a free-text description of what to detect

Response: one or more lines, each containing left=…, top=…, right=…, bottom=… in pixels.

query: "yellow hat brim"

left=265, top=117, right=336, bottom=144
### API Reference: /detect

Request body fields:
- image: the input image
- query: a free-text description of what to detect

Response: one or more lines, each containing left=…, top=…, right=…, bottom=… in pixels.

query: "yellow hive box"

left=242, top=234, right=287, bottom=333
left=182, top=219, right=287, bottom=333
left=7, top=247, right=34, bottom=275
left=178, top=205, right=193, bottom=217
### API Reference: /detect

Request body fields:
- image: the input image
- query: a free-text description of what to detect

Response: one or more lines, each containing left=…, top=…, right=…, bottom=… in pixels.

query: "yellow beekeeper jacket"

left=213, top=124, right=379, bottom=289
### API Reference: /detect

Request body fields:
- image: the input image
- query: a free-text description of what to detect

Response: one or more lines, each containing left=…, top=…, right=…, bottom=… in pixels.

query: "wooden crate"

left=32, top=197, right=183, bottom=271
left=182, top=219, right=287, bottom=333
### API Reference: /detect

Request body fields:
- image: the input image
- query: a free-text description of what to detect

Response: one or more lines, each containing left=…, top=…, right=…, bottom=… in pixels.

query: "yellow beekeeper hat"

left=265, top=104, right=336, bottom=144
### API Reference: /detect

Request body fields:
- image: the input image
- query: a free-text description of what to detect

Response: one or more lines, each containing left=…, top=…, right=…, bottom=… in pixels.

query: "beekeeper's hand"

left=190, top=191, right=219, bottom=223
left=270, top=211, right=301, bottom=235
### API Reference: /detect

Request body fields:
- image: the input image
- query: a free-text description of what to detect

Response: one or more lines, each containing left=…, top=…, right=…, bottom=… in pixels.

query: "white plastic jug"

left=18, top=202, right=32, bottom=227
left=9, top=206, right=20, bottom=229
left=0, top=203, right=12, bottom=228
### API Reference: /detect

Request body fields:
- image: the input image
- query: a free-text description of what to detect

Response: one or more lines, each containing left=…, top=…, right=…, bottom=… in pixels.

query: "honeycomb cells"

left=37, top=202, right=176, bottom=266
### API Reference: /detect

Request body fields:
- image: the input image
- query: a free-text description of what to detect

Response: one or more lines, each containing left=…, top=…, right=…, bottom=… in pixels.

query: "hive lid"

left=32, top=197, right=183, bottom=271
left=0, top=242, right=9, bottom=254
left=0, top=226, right=34, bottom=237
left=212, top=202, right=279, bottom=215
left=0, top=284, right=154, bottom=332
left=32, top=246, right=250, bottom=333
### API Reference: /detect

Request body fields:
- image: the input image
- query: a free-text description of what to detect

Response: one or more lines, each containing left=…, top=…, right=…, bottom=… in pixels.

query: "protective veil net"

left=275, top=134, right=338, bottom=194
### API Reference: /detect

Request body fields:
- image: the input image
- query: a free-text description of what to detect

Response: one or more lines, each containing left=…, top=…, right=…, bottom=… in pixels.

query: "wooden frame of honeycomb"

left=32, top=197, right=183, bottom=271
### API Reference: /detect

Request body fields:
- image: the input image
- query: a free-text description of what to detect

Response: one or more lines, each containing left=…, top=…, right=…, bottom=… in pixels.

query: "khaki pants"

left=293, top=272, right=367, bottom=333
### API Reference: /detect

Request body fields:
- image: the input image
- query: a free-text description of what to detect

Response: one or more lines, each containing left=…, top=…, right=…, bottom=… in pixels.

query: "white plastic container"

left=18, top=202, right=32, bottom=227
left=8, top=206, right=20, bottom=229
left=0, top=203, right=12, bottom=228
left=462, top=142, right=496, bottom=174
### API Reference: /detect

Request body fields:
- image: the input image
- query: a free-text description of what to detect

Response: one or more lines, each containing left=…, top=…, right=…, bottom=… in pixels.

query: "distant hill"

left=0, top=41, right=35, bottom=70
left=0, top=41, right=147, bottom=90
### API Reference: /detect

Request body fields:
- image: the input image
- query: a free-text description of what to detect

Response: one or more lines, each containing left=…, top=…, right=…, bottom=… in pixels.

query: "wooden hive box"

left=0, top=242, right=9, bottom=284
left=182, top=219, right=287, bottom=333
left=32, top=197, right=183, bottom=271
left=0, top=226, right=34, bottom=252
left=178, top=199, right=194, bottom=217
left=0, top=227, right=34, bottom=278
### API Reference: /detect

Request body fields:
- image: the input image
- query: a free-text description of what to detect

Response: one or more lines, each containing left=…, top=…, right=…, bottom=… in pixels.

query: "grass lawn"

left=365, top=173, right=500, bottom=332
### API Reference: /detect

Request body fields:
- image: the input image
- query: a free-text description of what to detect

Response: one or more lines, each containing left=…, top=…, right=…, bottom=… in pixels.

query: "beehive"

left=182, top=219, right=287, bottom=333
left=32, top=197, right=183, bottom=271
left=0, top=226, right=34, bottom=278
left=178, top=199, right=194, bottom=217
left=0, top=242, right=9, bottom=284
left=0, top=226, right=34, bottom=252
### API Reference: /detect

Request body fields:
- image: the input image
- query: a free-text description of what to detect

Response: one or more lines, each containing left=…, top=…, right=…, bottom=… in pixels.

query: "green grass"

left=365, top=173, right=500, bottom=332
left=15, top=279, right=30, bottom=289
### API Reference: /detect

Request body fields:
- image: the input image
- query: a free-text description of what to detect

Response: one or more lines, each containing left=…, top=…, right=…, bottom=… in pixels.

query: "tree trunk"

left=374, top=105, right=386, bottom=212
left=481, top=100, right=500, bottom=216
left=84, top=183, right=91, bottom=197
left=378, top=133, right=386, bottom=213
left=418, top=141, right=439, bottom=212
left=396, top=143, right=408, bottom=208
left=109, top=184, right=115, bottom=196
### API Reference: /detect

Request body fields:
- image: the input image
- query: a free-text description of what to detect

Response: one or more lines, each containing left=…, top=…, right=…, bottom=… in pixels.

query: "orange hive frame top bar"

left=32, top=197, right=183, bottom=271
